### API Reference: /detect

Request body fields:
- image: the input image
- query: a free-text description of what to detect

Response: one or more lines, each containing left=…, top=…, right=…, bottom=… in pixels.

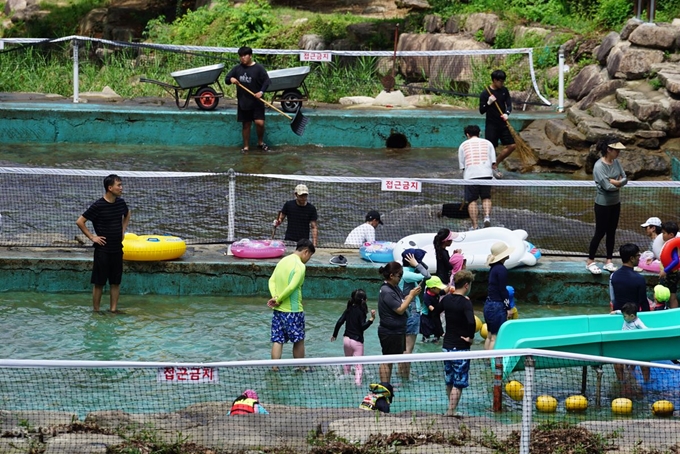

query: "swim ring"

left=231, top=239, right=286, bottom=259
left=360, top=241, right=395, bottom=263
left=638, top=250, right=661, bottom=273
left=123, top=233, right=187, bottom=261
left=660, top=237, right=680, bottom=273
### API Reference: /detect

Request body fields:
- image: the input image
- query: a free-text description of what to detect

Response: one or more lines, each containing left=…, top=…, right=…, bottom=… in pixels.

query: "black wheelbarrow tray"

left=266, top=66, right=311, bottom=113
left=140, top=63, right=225, bottom=111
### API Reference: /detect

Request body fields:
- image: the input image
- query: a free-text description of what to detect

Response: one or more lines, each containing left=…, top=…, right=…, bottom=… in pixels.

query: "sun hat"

left=449, top=253, right=466, bottom=274
left=294, top=184, right=309, bottom=195
left=366, top=210, right=383, bottom=225
left=486, top=241, right=515, bottom=265
left=425, top=276, right=447, bottom=290
left=243, top=389, right=259, bottom=400
left=654, top=285, right=670, bottom=303
left=641, top=217, right=662, bottom=228
left=607, top=142, right=626, bottom=150
left=401, top=248, right=426, bottom=264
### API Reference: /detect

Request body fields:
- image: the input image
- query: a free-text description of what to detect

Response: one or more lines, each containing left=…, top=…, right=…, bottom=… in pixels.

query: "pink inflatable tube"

left=231, top=239, right=286, bottom=259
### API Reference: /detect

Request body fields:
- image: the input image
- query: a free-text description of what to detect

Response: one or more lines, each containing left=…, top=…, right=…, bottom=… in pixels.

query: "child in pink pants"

left=331, top=289, right=376, bottom=385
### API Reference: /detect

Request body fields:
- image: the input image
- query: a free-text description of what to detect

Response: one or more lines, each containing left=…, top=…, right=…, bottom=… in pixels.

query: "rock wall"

left=536, top=18, right=680, bottom=179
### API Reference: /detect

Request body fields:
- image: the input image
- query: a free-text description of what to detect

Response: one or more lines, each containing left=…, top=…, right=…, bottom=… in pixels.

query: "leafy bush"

left=656, top=0, right=680, bottom=22
left=594, top=0, right=631, bottom=29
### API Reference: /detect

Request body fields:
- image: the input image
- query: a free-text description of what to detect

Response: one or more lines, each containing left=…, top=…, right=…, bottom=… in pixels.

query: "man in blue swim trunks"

left=267, top=239, right=316, bottom=364
left=439, top=270, right=476, bottom=417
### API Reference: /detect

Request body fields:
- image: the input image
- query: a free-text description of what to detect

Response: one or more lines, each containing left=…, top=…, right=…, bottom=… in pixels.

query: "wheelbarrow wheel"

left=195, top=87, right=219, bottom=111
left=280, top=89, right=303, bottom=113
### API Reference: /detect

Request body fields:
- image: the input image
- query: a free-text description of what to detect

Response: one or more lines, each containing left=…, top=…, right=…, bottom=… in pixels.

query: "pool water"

left=0, top=292, right=608, bottom=362
left=2, top=292, right=676, bottom=420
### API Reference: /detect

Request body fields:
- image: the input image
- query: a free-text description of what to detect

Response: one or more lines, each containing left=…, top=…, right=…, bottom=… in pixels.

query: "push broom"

left=485, top=86, right=535, bottom=166
left=236, top=82, right=308, bottom=136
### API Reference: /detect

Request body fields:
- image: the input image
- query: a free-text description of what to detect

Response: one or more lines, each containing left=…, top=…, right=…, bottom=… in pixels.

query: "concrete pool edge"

left=0, top=98, right=563, bottom=149
left=0, top=245, right=657, bottom=303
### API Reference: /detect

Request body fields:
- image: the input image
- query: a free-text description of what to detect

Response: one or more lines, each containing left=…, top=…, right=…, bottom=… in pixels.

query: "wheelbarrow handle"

left=234, top=81, right=292, bottom=120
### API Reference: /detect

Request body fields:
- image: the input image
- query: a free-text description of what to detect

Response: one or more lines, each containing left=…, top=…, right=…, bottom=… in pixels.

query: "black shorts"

left=237, top=104, right=265, bottom=123
left=465, top=178, right=492, bottom=202
left=485, top=123, right=514, bottom=147
left=91, top=249, right=123, bottom=286
left=662, top=271, right=678, bottom=294
left=379, top=332, right=406, bottom=355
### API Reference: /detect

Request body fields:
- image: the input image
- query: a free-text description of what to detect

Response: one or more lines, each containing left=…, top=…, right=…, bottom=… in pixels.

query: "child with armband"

left=659, top=221, right=679, bottom=309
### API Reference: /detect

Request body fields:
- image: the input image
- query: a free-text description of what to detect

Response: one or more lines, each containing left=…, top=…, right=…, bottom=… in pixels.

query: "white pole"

left=649, top=0, right=655, bottom=22
left=72, top=39, right=80, bottom=103
left=519, top=355, right=535, bottom=454
left=558, top=48, right=565, bottom=113
left=227, top=168, right=235, bottom=242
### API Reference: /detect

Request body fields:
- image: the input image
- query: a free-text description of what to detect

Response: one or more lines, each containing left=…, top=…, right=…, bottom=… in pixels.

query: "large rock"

left=606, top=42, right=664, bottom=80
left=44, top=433, right=125, bottom=454
left=396, top=0, right=430, bottom=10
left=617, top=149, right=669, bottom=179
left=346, top=22, right=395, bottom=47
left=615, top=85, right=669, bottom=123
left=544, top=119, right=588, bottom=150
left=298, top=34, right=325, bottom=50
left=0, top=410, right=77, bottom=433
left=591, top=102, right=646, bottom=131
left=464, top=13, right=499, bottom=35
left=568, top=108, right=629, bottom=143
left=398, top=33, right=489, bottom=83
left=423, top=14, right=442, bottom=33
left=620, top=18, right=643, bottom=41
left=669, top=101, right=680, bottom=138
left=444, top=16, right=459, bottom=34
left=78, top=8, right=107, bottom=36
left=652, top=63, right=680, bottom=96
left=628, top=23, right=679, bottom=50
left=514, top=26, right=550, bottom=41
left=595, top=31, right=620, bottom=66
left=576, top=79, right=626, bottom=110
left=566, top=64, right=605, bottom=101
left=373, top=89, right=409, bottom=107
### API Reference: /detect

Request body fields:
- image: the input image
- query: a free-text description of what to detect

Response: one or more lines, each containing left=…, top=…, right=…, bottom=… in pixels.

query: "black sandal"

left=258, top=143, right=270, bottom=152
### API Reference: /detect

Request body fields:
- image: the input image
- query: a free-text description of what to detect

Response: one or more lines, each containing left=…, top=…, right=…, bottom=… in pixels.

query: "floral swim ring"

left=231, top=239, right=286, bottom=259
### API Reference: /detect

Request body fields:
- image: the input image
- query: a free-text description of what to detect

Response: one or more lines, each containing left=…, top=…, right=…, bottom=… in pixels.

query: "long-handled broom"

left=485, top=87, right=535, bottom=166
left=236, top=82, right=308, bottom=136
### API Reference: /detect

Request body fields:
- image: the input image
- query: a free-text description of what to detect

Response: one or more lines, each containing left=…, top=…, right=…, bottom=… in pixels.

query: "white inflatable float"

left=392, top=227, right=540, bottom=271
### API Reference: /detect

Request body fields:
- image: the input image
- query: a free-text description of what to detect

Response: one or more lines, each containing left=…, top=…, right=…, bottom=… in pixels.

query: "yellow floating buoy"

left=565, top=395, right=588, bottom=412
left=480, top=323, right=488, bottom=339
left=652, top=400, right=674, bottom=416
left=505, top=380, right=524, bottom=401
left=612, top=398, right=633, bottom=415
left=475, top=315, right=482, bottom=333
left=535, top=395, right=557, bottom=413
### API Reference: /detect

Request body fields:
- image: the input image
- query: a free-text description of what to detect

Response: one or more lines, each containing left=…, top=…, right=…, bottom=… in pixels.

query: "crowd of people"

left=71, top=67, right=679, bottom=418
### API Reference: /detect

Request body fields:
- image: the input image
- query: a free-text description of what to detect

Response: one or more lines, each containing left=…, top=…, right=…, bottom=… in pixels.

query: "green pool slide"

left=494, top=309, right=680, bottom=380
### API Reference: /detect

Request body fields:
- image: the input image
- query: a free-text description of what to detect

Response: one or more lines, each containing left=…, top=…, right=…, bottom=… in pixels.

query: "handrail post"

left=72, top=38, right=80, bottom=103
left=558, top=46, right=565, bottom=113
left=493, top=357, right=503, bottom=412
left=227, top=168, right=235, bottom=242
left=519, top=355, right=535, bottom=454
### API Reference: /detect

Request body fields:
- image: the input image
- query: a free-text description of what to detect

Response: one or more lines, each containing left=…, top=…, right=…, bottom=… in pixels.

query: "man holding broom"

left=479, top=70, right=516, bottom=178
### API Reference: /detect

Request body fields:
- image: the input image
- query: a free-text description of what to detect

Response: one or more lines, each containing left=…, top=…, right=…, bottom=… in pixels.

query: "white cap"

left=294, top=184, right=309, bottom=195
left=641, top=217, right=662, bottom=228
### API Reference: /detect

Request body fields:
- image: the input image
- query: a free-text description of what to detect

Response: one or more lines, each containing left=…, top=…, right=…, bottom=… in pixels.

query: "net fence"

left=1, top=350, right=679, bottom=454
left=1, top=166, right=678, bottom=256
left=0, top=36, right=553, bottom=108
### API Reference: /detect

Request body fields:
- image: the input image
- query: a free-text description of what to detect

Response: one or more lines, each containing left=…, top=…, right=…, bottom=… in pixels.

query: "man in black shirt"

left=437, top=269, right=476, bottom=417
left=76, top=174, right=131, bottom=312
left=274, top=184, right=318, bottom=246
left=479, top=69, right=516, bottom=176
left=225, top=46, right=271, bottom=152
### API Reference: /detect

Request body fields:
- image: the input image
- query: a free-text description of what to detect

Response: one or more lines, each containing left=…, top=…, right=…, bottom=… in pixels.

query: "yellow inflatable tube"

left=123, top=233, right=187, bottom=261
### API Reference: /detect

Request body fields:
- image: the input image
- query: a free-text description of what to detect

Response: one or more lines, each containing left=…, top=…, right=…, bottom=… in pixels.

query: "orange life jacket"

left=230, top=396, right=257, bottom=415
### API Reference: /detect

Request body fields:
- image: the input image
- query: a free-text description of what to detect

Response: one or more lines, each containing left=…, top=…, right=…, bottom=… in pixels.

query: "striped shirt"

left=82, top=198, right=129, bottom=252
left=458, top=137, right=496, bottom=180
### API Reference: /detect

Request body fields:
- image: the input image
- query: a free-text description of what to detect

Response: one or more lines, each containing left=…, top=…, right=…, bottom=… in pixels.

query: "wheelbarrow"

left=140, top=63, right=225, bottom=111
left=266, top=66, right=311, bottom=113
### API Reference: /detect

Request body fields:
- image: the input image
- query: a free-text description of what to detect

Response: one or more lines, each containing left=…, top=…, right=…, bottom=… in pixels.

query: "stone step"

left=591, top=102, right=647, bottom=132
left=652, top=62, right=680, bottom=97
left=615, top=81, right=670, bottom=123
left=544, top=118, right=589, bottom=150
